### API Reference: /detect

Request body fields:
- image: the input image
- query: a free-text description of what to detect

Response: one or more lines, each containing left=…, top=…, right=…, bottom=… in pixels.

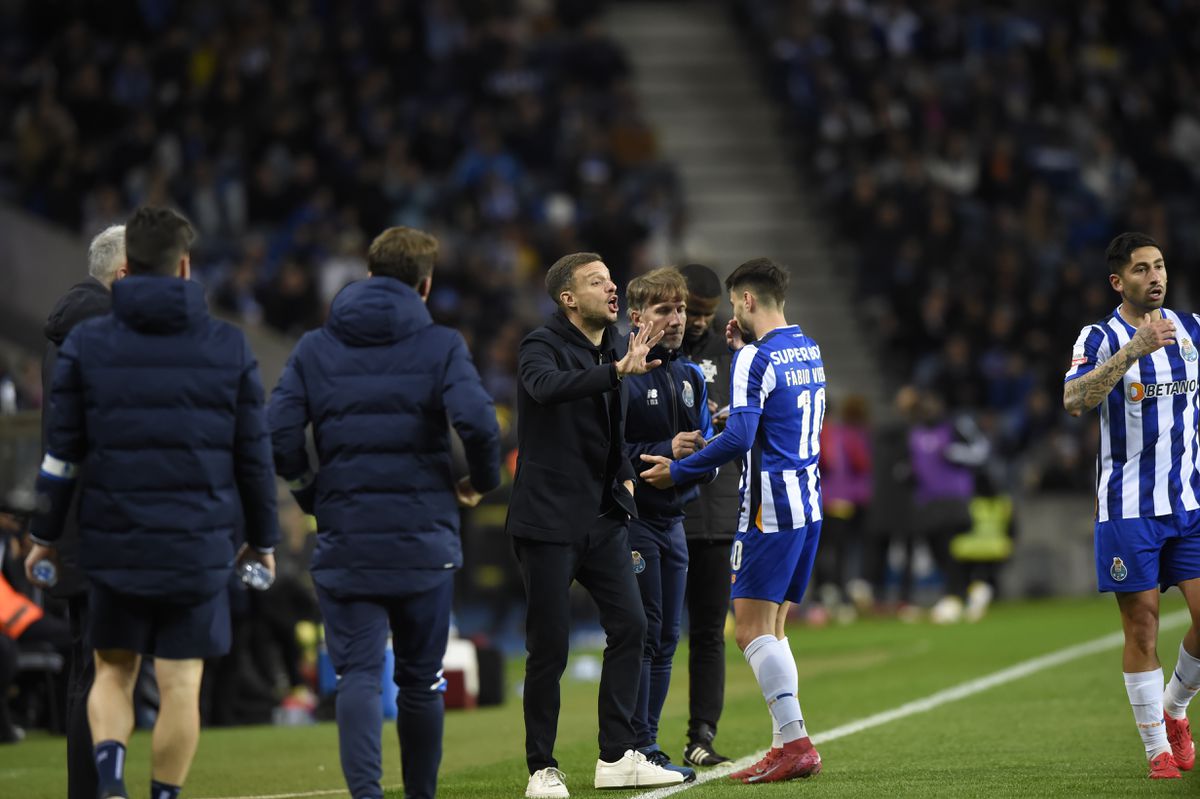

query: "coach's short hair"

left=726, top=257, right=789, bottom=307
left=125, top=207, right=195, bottom=276
left=1106, top=232, right=1161, bottom=275
left=88, top=225, right=125, bottom=282
left=368, top=226, right=438, bottom=286
left=546, top=252, right=603, bottom=308
left=626, top=267, right=687, bottom=317
left=679, top=263, right=722, bottom=299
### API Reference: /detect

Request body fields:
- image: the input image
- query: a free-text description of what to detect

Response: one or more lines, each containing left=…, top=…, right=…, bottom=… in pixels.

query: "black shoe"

left=683, top=738, right=730, bottom=767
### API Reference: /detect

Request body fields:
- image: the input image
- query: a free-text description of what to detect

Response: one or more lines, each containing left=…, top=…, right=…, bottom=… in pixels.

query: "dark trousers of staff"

left=514, top=511, right=646, bottom=773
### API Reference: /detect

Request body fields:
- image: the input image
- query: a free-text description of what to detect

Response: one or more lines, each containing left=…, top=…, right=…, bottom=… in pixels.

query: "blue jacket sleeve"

left=29, top=330, right=87, bottom=545
left=669, top=411, right=758, bottom=484
left=694, top=372, right=717, bottom=484
left=685, top=361, right=715, bottom=440
left=267, top=339, right=316, bottom=513
left=235, top=338, right=280, bottom=551
left=625, top=438, right=674, bottom=475
left=443, top=333, right=502, bottom=493
left=519, top=337, right=619, bottom=405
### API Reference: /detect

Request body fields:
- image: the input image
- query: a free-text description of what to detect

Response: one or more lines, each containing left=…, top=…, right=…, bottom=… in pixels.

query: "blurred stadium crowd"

left=735, top=0, right=1200, bottom=492
left=0, top=0, right=682, bottom=398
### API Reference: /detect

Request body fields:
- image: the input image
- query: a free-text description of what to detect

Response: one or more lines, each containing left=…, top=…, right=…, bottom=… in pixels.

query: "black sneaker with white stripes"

left=683, top=739, right=730, bottom=767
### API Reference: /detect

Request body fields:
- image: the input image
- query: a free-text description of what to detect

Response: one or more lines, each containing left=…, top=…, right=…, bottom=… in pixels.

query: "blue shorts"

left=730, top=522, right=821, bottom=604
left=89, top=582, right=231, bottom=659
left=1094, top=508, right=1200, bottom=593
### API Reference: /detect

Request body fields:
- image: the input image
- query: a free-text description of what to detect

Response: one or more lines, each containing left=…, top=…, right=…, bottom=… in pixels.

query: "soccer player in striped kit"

left=641, top=257, right=825, bottom=783
left=1064, top=232, right=1200, bottom=779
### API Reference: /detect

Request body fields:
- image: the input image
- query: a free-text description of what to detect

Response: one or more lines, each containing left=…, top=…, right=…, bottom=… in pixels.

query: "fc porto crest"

left=1110, top=557, right=1128, bottom=582
left=1182, top=338, right=1198, bottom=363
left=632, top=551, right=646, bottom=574
left=699, top=359, right=718, bottom=383
left=681, top=381, right=695, bottom=408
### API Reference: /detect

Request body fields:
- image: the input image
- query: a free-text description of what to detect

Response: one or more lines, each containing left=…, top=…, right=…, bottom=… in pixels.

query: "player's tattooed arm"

left=1063, top=347, right=1140, bottom=416
left=1063, top=318, right=1176, bottom=416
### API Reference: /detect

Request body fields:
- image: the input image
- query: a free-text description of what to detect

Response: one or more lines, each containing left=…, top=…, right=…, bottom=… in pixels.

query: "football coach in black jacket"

left=27, top=207, right=278, bottom=799
left=40, top=224, right=128, bottom=799
left=269, top=226, right=501, bottom=799
left=508, top=252, right=684, bottom=798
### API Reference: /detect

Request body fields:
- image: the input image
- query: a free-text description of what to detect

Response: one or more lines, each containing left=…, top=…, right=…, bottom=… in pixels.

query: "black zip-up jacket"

left=40, top=278, right=111, bottom=598
left=506, top=312, right=638, bottom=542
left=681, top=324, right=742, bottom=542
left=623, top=342, right=715, bottom=521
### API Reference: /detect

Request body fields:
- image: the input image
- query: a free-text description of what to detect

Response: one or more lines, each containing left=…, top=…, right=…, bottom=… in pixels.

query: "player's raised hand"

left=725, top=318, right=746, bottom=351
left=639, top=453, right=675, bottom=488
left=616, top=325, right=665, bottom=377
left=1132, top=316, right=1176, bottom=357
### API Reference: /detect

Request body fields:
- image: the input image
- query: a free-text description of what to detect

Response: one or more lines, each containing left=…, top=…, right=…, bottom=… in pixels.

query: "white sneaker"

left=595, top=749, right=686, bottom=788
left=964, top=580, right=994, bottom=623
left=526, top=767, right=569, bottom=798
left=930, top=594, right=964, bottom=624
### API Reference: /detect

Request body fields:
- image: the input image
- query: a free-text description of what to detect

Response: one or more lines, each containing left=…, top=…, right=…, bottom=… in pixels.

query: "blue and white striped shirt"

left=1065, top=307, right=1200, bottom=522
left=729, top=325, right=826, bottom=533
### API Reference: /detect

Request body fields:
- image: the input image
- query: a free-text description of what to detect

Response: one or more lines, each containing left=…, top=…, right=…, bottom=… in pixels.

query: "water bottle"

left=31, top=560, right=57, bottom=588
left=239, top=560, right=274, bottom=591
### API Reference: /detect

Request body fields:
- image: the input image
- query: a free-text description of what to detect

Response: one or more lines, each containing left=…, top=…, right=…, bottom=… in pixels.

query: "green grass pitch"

left=2, top=595, right=1197, bottom=798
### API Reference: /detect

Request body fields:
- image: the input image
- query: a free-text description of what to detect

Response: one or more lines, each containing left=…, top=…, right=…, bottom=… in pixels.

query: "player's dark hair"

left=368, top=226, right=438, bottom=286
left=546, top=252, right=603, bottom=308
left=726, top=257, right=788, bottom=307
left=680, top=263, right=723, bottom=299
left=1105, top=232, right=1161, bottom=275
left=124, top=207, right=195, bottom=276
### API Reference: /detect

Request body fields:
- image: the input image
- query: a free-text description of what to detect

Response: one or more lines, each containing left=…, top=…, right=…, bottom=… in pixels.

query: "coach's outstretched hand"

left=616, top=325, right=665, bottom=377
left=639, top=453, right=675, bottom=488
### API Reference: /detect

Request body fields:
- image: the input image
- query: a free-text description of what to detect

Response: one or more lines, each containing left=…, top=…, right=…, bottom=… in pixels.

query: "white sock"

left=771, top=718, right=782, bottom=750
left=1125, top=669, right=1170, bottom=758
left=777, top=637, right=807, bottom=743
left=745, top=635, right=805, bottom=745
left=1164, top=643, right=1200, bottom=720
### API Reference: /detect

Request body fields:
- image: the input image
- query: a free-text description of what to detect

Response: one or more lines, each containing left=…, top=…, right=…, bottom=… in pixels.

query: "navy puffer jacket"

left=32, top=276, right=279, bottom=600
left=268, top=277, right=500, bottom=597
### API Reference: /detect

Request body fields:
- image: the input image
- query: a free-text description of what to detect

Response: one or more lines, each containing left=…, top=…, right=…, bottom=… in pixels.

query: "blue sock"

left=152, top=779, right=182, bottom=799
left=94, top=740, right=127, bottom=797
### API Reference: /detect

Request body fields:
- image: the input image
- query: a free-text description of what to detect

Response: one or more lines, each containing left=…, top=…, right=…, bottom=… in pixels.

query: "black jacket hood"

left=547, top=311, right=619, bottom=354
left=44, top=278, right=111, bottom=345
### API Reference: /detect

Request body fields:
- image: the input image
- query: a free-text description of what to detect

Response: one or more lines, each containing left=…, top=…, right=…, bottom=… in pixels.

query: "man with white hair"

left=40, top=224, right=127, bottom=799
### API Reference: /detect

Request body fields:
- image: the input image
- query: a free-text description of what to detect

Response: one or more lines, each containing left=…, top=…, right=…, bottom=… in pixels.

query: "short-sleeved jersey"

left=729, top=325, right=826, bottom=533
left=1064, top=307, right=1200, bottom=522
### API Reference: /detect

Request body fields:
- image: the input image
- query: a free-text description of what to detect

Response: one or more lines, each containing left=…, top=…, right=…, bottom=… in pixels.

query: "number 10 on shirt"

left=797, top=387, right=826, bottom=459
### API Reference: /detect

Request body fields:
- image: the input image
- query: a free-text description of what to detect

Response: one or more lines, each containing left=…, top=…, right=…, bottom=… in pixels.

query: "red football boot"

left=1148, top=751, right=1181, bottom=780
left=1165, top=714, right=1195, bottom=771
left=728, top=748, right=782, bottom=782
left=744, top=738, right=822, bottom=783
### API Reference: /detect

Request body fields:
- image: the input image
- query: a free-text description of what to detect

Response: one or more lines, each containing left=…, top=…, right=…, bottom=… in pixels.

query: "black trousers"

left=67, top=594, right=96, bottom=799
left=684, top=538, right=731, bottom=740
left=513, top=513, right=646, bottom=772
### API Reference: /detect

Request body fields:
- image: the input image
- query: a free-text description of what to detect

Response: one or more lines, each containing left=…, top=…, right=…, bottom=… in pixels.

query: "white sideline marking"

left=195, top=610, right=1190, bottom=799
left=195, top=787, right=348, bottom=791
left=629, top=609, right=1192, bottom=799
